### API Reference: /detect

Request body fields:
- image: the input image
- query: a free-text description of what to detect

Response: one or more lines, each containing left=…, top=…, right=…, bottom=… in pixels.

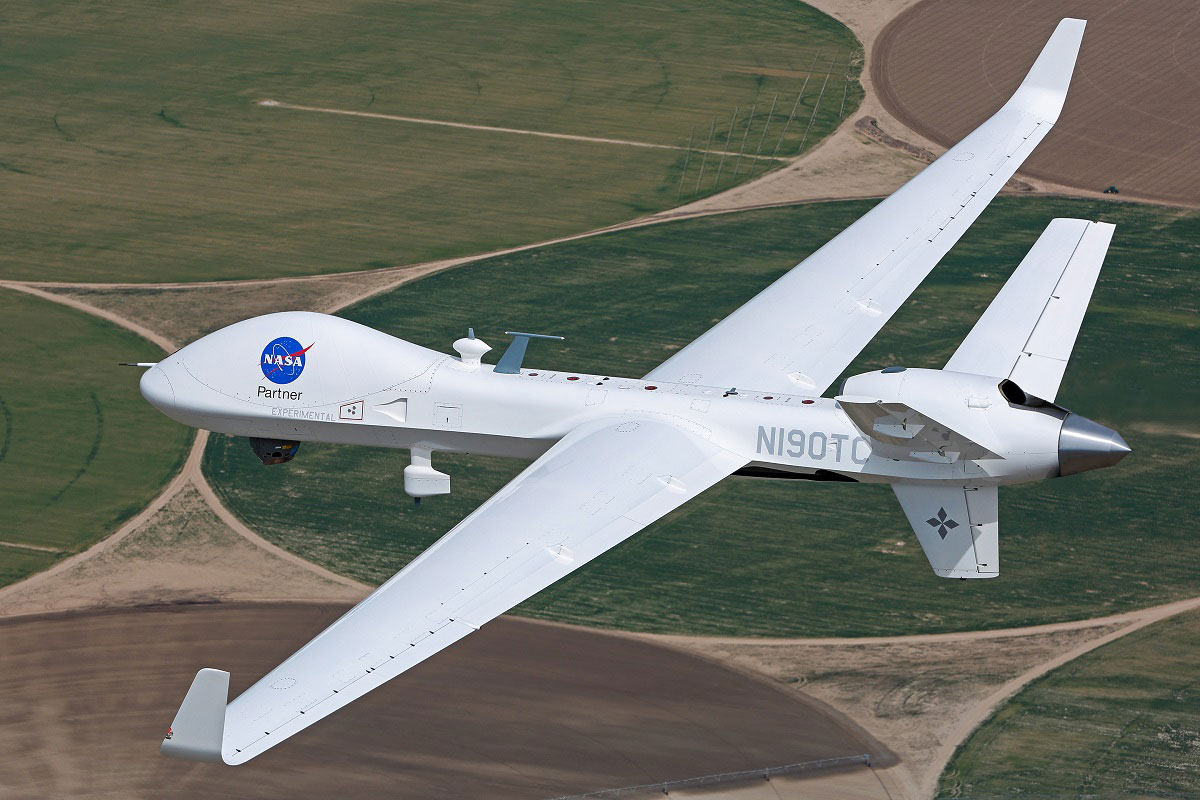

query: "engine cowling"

left=839, top=367, right=1128, bottom=478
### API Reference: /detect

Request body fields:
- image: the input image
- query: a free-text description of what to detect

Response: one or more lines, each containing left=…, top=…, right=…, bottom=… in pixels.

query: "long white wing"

left=944, top=218, right=1114, bottom=402
left=646, top=18, right=1086, bottom=396
left=162, top=418, right=746, bottom=765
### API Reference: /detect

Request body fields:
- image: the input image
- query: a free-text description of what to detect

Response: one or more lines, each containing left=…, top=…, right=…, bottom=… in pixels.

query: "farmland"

left=0, top=290, right=192, bottom=587
left=0, top=0, right=860, bottom=283
left=203, top=195, right=1200, bottom=637
left=874, top=0, right=1200, bottom=206
left=938, top=609, right=1200, bottom=799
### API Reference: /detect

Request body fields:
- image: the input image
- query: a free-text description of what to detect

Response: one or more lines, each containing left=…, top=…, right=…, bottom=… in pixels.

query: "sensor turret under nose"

left=1058, top=413, right=1131, bottom=476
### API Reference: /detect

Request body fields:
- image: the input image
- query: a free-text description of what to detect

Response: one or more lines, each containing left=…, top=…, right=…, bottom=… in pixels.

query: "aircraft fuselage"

left=141, top=312, right=1101, bottom=491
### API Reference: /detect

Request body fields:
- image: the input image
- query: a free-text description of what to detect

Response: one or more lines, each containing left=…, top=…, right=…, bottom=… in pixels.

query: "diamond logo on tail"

left=926, top=507, right=959, bottom=539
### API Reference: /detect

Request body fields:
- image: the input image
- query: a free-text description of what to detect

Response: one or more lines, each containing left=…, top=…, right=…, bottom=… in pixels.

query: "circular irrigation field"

left=0, top=603, right=891, bottom=798
left=873, top=0, right=1200, bottom=206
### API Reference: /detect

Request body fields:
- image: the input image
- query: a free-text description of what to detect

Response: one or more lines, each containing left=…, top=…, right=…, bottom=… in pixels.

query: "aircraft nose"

left=1059, top=413, right=1132, bottom=476
left=140, top=365, right=176, bottom=411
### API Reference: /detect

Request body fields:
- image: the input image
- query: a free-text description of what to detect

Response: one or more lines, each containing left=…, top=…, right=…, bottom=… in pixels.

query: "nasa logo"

left=260, top=336, right=313, bottom=385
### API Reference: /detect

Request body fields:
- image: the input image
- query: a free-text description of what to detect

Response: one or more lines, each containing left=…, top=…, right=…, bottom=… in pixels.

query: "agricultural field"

left=874, top=0, right=1200, bottom=206
left=938, top=609, right=1200, bottom=799
left=203, top=196, right=1200, bottom=637
left=1, top=0, right=861, bottom=283
left=0, top=290, right=192, bottom=587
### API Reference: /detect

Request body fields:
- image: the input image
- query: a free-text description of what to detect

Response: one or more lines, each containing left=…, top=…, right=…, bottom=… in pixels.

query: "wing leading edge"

left=163, top=417, right=746, bottom=764
left=646, top=18, right=1086, bottom=396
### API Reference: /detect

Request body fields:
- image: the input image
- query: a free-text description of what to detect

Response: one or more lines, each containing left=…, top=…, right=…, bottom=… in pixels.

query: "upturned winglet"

left=1007, top=17, right=1086, bottom=123
left=161, top=668, right=230, bottom=763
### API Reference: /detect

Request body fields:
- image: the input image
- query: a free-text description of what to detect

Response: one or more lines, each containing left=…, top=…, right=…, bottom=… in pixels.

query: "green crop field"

left=0, top=290, right=192, bottom=587
left=1, top=0, right=861, bottom=283
left=203, top=196, right=1200, bottom=637
left=938, top=608, right=1200, bottom=799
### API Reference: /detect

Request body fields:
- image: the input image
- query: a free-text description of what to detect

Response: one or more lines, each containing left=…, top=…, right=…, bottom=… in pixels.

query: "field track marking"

left=259, top=99, right=785, bottom=160
left=321, top=197, right=862, bottom=313
left=188, top=445, right=371, bottom=594
left=0, top=423, right=368, bottom=618
left=0, top=541, right=62, bottom=553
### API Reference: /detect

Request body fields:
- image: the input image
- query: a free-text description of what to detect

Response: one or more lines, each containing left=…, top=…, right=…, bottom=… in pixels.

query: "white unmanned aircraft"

left=143, top=18, right=1126, bottom=764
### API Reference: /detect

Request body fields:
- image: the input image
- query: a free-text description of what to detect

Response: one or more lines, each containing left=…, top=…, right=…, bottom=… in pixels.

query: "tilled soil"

left=874, top=0, right=1200, bottom=206
left=0, top=603, right=891, bottom=799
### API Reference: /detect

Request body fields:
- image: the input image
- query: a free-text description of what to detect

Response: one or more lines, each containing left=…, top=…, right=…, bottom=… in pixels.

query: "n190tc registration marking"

left=756, top=426, right=870, bottom=464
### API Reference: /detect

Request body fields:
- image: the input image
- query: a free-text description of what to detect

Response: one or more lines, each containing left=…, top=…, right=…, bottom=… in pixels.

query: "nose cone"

left=140, top=365, right=176, bottom=411
left=1059, top=413, right=1132, bottom=476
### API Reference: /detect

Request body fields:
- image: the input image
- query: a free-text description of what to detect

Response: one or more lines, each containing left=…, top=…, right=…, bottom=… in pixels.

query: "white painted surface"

left=144, top=19, right=1130, bottom=766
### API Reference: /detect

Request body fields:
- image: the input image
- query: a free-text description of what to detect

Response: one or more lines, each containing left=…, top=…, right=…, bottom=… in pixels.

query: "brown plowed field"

left=873, top=0, right=1200, bottom=206
left=0, top=604, right=891, bottom=799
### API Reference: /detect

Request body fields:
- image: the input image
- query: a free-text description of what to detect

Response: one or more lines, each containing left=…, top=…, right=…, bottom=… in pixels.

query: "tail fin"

left=893, top=484, right=998, bottom=578
left=945, top=218, right=1114, bottom=402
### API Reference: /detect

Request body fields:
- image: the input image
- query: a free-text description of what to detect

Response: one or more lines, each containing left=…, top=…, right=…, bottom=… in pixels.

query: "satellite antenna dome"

left=453, top=328, right=492, bottom=368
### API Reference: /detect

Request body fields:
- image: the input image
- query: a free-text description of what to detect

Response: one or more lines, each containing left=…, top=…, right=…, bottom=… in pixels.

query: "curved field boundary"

left=921, top=595, right=1200, bottom=798
left=0, top=281, right=175, bottom=351
left=618, top=595, right=1200, bottom=799
left=0, top=605, right=887, bottom=799
left=636, top=596, right=1200, bottom=649
left=0, top=416, right=368, bottom=619
left=189, top=435, right=370, bottom=593
left=10, top=194, right=879, bottom=294
left=0, top=417, right=200, bottom=613
left=0, top=283, right=368, bottom=616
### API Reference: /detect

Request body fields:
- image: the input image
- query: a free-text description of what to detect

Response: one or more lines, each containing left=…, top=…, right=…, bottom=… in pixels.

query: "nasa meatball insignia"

left=260, top=336, right=313, bottom=385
